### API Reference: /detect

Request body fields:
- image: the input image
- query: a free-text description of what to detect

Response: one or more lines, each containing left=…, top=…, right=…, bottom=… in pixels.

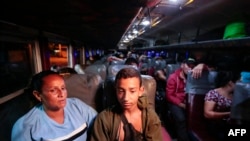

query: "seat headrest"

left=74, top=64, right=85, bottom=74
left=84, top=64, right=107, bottom=80
left=186, top=71, right=217, bottom=94
left=64, top=73, right=103, bottom=110
left=108, top=65, right=138, bottom=77
left=230, top=82, right=250, bottom=121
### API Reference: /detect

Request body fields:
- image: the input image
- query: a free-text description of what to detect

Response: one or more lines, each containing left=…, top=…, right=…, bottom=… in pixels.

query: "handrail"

left=134, top=37, right=250, bottom=51
left=0, top=88, right=25, bottom=104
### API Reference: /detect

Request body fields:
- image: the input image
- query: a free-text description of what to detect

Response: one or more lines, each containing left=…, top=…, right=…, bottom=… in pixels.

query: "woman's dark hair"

left=215, top=71, right=240, bottom=88
left=26, top=70, right=59, bottom=93
left=115, top=67, right=142, bottom=87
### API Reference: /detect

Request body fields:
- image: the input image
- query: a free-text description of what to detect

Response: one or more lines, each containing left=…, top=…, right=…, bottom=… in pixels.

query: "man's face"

left=116, top=77, right=144, bottom=111
left=182, top=63, right=193, bottom=75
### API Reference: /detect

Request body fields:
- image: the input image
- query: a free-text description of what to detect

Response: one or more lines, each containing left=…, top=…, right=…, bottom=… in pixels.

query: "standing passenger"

left=90, top=67, right=163, bottom=141
left=11, top=70, right=97, bottom=141
left=166, top=58, right=196, bottom=141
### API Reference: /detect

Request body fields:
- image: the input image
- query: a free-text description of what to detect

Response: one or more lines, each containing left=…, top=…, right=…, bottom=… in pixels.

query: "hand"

left=179, top=103, right=186, bottom=109
left=192, top=63, right=204, bottom=79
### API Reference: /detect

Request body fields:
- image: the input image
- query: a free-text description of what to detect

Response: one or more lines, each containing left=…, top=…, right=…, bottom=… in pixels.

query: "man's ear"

left=33, top=90, right=42, bottom=102
left=139, top=86, right=145, bottom=96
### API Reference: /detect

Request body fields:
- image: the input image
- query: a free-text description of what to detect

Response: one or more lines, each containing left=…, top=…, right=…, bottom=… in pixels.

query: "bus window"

left=49, top=43, right=68, bottom=67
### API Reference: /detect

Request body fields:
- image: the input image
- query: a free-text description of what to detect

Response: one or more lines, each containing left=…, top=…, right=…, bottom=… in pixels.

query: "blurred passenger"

left=50, top=64, right=60, bottom=72
left=166, top=58, right=196, bottom=141
left=138, top=54, right=148, bottom=75
left=154, top=56, right=167, bottom=122
left=124, top=57, right=139, bottom=69
left=90, top=67, right=163, bottom=141
left=204, top=70, right=240, bottom=140
left=11, top=70, right=97, bottom=141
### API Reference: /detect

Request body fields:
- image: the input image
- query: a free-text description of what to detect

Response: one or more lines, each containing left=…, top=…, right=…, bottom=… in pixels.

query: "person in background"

left=124, top=57, right=139, bottom=69
left=90, top=67, right=163, bottom=141
left=204, top=70, right=240, bottom=140
left=11, top=70, right=97, bottom=141
left=166, top=58, right=196, bottom=141
left=50, top=64, right=60, bottom=72
left=138, top=54, right=148, bottom=75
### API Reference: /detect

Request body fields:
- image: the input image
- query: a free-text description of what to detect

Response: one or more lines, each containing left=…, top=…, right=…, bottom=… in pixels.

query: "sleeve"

left=145, top=109, right=163, bottom=141
left=89, top=112, right=111, bottom=141
left=166, top=75, right=181, bottom=105
left=11, top=119, right=31, bottom=141
left=204, top=90, right=218, bottom=103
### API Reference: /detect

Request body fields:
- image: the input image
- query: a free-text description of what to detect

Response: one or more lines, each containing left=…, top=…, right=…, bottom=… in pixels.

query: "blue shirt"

left=11, top=98, right=97, bottom=141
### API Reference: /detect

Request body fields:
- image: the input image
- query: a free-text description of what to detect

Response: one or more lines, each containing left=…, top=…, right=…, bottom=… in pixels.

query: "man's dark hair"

left=115, top=67, right=142, bottom=87
left=124, top=57, right=139, bottom=66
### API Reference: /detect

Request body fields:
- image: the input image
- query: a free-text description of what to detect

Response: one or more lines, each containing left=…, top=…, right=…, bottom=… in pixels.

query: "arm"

left=204, top=101, right=230, bottom=119
left=192, top=63, right=207, bottom=79
left=90, top=114, right=110, bottom=141
left=145, top=109, right=163, bottom=141
left=166, top=76, right=182, bottom=106
left=156, top=70, right=167, bottom=81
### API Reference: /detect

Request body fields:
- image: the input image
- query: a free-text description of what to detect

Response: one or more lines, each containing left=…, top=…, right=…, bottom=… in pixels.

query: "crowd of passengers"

left=11, top=50, right=250, bottom=141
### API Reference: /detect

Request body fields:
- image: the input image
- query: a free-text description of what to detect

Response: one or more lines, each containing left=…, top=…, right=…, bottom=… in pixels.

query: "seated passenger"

left=204, top=70, right=240, bottom=140
left=90, top=67, right=162, bottom=141
left=124, top=57, right=139, bottom=69
left=11, top=70, right=97, bottom=141
left=166, top=58, right=196, bottom=141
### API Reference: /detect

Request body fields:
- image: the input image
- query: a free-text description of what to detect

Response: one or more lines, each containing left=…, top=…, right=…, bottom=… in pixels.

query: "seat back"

left=64, top=73, right=104, bottom=112
left=84, top=64, right=107, bottom=81
left=231, top=82, right=250, bottom=122
left=0, top=90, right=37, bottom=141
left=166, top=64, right=180, bottom=79
left=186, top=71, right=217, bottom=141
left=74, top=64, right=85, bottom=74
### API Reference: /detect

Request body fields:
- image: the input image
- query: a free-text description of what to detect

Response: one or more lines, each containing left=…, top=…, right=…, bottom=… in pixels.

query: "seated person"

left=166, top=58, right=196, bottom=141
left=204, top=70, right=240, bottom=140
left=11, top=70, right=97, bottom=141
left=90, top=67, right=162, bottom=141
left=124, top=57, right=139, bottom=69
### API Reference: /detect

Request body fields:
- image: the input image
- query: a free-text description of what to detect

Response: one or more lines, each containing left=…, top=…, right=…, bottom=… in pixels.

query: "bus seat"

left=141, top=75, right=156, bottom=110
left=231, top=82, right=250, bottom=122
left=64, top=73, right=104, bottom=112
left=110, top=60, right=125, bottom=65
left=161, top=126, right=172, bottom=141
left=0, top=90, right=36, bottom=141
left=84, top=64, right=107, bottom=81
left=74, top=64, right=85, bottom=74
left=166, top=64, right=180, bottom=79
left=107, top=64, right=136, bottom=77
left=186, top=71, right=217, bottom=141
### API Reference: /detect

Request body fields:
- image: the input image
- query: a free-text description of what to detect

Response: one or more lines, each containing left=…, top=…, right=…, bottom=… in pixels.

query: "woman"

left=11, top=70, right=97, bottom=141
left=204, top=70, right=240, bottom=140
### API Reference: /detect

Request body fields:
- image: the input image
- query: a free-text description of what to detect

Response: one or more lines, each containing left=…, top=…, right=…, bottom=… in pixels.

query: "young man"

left=166, top=58, right=196, bottom=141
left=90, top=67, right=163, bottom=141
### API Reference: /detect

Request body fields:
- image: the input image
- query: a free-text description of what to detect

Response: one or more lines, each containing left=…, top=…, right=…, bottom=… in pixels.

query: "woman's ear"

left=33, top=90, right=42, bottom=102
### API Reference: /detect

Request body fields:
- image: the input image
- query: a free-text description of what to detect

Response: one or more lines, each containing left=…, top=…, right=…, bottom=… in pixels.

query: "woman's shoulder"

left=13, top=105, right=42, bottom=128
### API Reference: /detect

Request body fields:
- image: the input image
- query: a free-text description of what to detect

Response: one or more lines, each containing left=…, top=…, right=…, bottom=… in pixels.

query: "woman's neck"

left=44, top=107, right=65, bottom=124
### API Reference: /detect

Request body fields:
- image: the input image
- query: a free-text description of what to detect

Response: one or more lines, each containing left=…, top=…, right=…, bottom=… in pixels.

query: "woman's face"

left=37, top=74, right=67, bottom=112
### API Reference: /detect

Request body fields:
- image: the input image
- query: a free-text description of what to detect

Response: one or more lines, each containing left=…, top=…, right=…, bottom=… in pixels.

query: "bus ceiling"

left=0, top=0, right=250, bottom=50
